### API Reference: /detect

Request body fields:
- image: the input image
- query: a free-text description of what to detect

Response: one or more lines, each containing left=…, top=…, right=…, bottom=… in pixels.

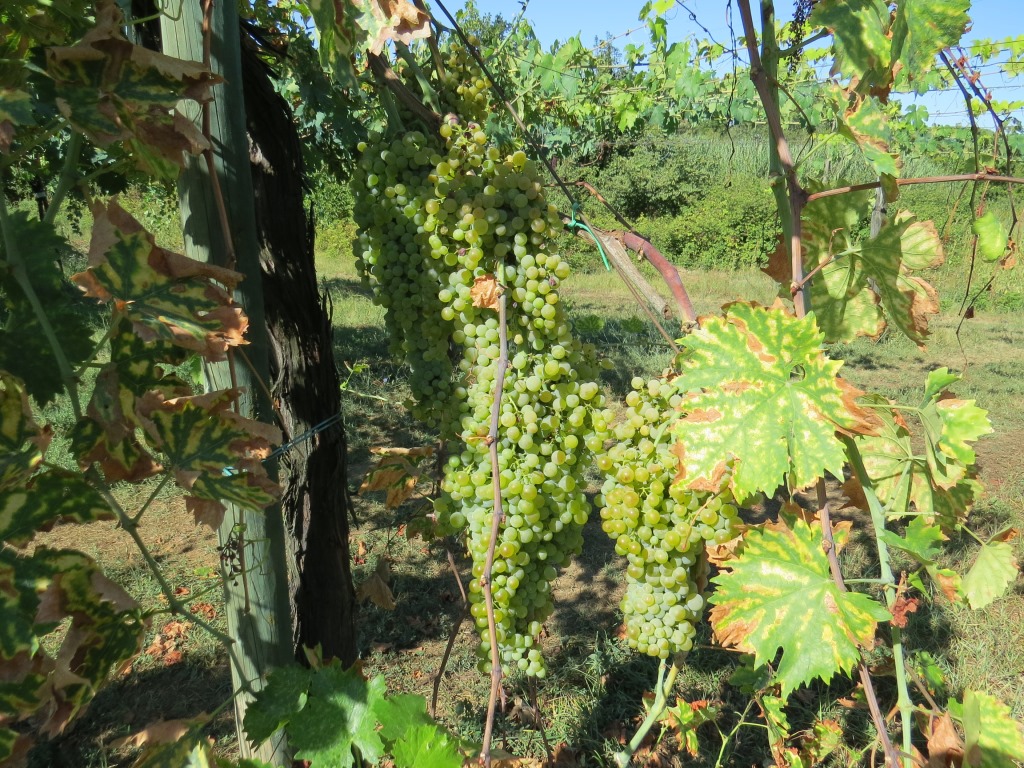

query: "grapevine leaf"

left=0, top=212, right=93, bottom=405
left=663, top=699, right=719, bottom=758
left=803, top=194, right=944, bottom=345
left=837, top=98, right=897, bottom=178
left=470, top=275, right=501, bottom=311
left=890, top=0, right=971, bottom=93
left=243, top=664, right=312, bottom=746
left=0, top=88, right=32, bottom=151
left=135, top=389, right=280, bottom=519
left=809, top=0, right=894, bottom=96
left=0, top=472, right=112, bottom=548
left=961, top=538, right=1019, bottom=610
left=878, top=517, right=945, bottom=565
left=44, top=0, right=218, bottom=176
left=709, top=517, right=890, bottom=698
left=928, top=712, right=965, bottom=767
left=75, top=200, right=247, bottom=360
left=671, top=303, right=879, bottom=499
left=0, top=728, right=30, bottom=767
left=287, top=666, right=387, bottom=767
left=69, top=314, right=190, bottom=484
left=962, top=690, right=1024, bottom=767
left=0, top=373, right=51, bottom=491
left=376, top=694, right=462, bottom=768
left=845, top=371, right=989, bottom=528
left=972, top=211, right=1009, bottom=261
left=130, top=736, right=217, bottom=768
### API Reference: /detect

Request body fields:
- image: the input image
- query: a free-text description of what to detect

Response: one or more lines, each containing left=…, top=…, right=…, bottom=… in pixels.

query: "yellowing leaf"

left=355, top=0, right=432, bottom=55
left=962, top=539, right=1018, bottom=610
left=670, top=304, right=880, bottom=500
left=358, top=446, right=433, bottom=510
left=76, top=200, right=248, bottom=360
left=709, top=516, right=890, bottom=698
left=44, top=0, right=218, bottom=176
left=963, top=690, right=1024, bottom=767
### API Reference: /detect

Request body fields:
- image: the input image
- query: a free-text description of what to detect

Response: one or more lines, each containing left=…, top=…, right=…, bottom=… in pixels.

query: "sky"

left=444, top=0, right=1024, bottom=126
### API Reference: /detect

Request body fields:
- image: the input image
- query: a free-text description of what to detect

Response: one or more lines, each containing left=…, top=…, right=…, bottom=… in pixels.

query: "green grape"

left=597, top=376, right=740, bottom=658
left=353, top=45, right=612, bottom=678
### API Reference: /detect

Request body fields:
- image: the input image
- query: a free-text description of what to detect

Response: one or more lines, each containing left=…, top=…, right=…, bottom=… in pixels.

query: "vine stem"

left=92, top=478, right=251, bottom=692
left=480, top=288, right=510, bottom=767
left=0, top=179, right=83, bottom=419
left=737, top=0, right=806, bottom=316
left=738, top=2, right=904, bottom=764
left=613, top=654, right=683, bottom=768
left=844, top=439, right=915, bottom=768
left=431, top=549, right=470, bottom=719
left=805, top=171, right=1024, bottom=203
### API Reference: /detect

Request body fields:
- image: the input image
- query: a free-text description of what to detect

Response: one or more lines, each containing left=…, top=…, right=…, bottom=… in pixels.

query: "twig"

left=614, top=655, right=682, bottom=768
left=527, top=678, right=553, bottom=765
left=43, top=131, right=83, bottom=226
left=737, top=0, right=807, bottom=316
left=805, top=171, right=1024, bottom=203
left=430, top=546, right=470, bottom=717
left=480, top=289, right=510, bottom=766
left=431, top=603, right=468, bottom=719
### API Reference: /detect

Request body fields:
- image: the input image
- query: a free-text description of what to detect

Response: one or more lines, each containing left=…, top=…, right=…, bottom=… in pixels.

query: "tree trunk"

left=240, top=33, right=358, bottom=666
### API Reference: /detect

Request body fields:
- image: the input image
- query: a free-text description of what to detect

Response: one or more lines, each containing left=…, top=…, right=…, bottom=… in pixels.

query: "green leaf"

left=74, top=200, right=247, bottom=361
left=846, top=370, right=989, bottom=528
left=376, top=693, right=463, bottom=768
left=972, top=211, right=1009, bottom=261
left=879, top=516, right=945, bottom=565
left=962, top=690, right=1024, bottom=767
left=244, top=664, right=312, bottom=746
left=390, top=721, right=463, bottom=768
left=962, top=539, right=1018, bottom=610
left=671, top=304, right=879, bottom=499
left=663, top=698, right=719, bottom=758
left=802, top=194, right=945, bottom=345
left=709, top=517, right=890, bottom=698
left=288, top=666, right=386, bottom=767
left=0, top=213, right=93, bottom=405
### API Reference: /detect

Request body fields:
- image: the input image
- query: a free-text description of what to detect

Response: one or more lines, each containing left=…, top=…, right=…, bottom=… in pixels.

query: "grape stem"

left=480, top=287, right=510, bottom=767
left=613, top=654, right=683, bottom=768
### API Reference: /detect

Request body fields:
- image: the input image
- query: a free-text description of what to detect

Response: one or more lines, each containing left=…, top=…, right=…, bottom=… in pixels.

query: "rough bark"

left=241, top=37, right=358, bottom=666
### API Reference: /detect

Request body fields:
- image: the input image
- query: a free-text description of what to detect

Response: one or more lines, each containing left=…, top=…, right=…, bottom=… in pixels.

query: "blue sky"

left=445, top=0, right=1024, bottom=126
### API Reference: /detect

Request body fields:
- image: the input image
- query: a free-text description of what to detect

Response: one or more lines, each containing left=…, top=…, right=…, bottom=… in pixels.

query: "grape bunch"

left=596, top=376, right=740, bottom=659
left=353, top=45, right=611, bottom=677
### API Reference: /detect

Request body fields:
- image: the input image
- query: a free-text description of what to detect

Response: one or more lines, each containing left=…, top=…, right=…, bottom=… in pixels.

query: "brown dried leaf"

left=359, top=0, right=432, bottom=55
left=890, top=596, right=920, bottom=628
left=110, top=714, right=209, bottom=750
left=356, top=561, right=396, bottom=610
left=762, top=234, right=792, bottom=285
left=927, top=712, right=964, bottom=768
left=470, top=274, right=502, bottom=310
